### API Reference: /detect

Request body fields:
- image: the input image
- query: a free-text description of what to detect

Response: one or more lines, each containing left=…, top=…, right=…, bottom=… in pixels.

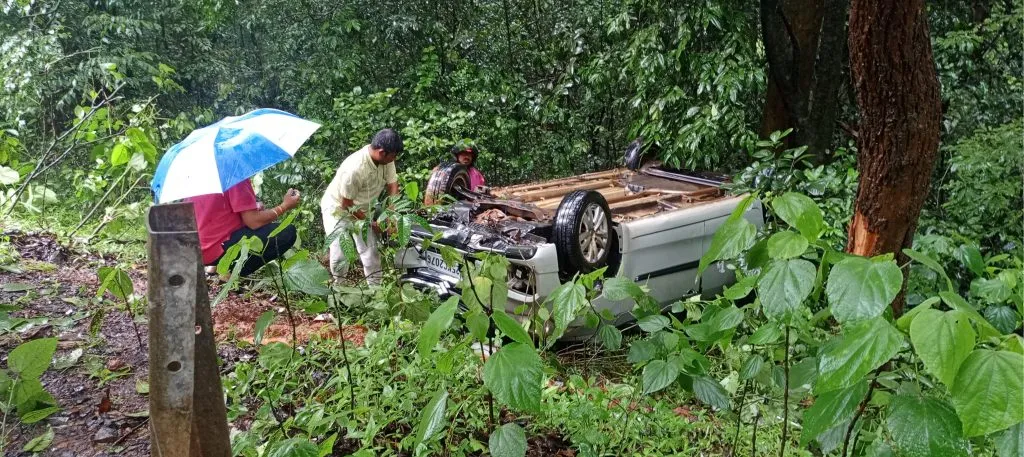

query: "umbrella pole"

left=146, top=202, right=231, bottom=457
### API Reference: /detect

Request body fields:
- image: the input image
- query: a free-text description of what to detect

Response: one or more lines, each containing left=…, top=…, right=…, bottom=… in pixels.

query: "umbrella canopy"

left=150, top=108, right=320, bottom=204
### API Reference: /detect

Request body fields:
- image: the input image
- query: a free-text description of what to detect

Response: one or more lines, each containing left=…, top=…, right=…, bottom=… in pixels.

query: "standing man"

left=320, top=128, right=402, bottom=284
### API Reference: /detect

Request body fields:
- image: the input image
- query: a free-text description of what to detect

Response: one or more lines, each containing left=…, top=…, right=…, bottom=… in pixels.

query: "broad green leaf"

left=992, top=421, right=1023, bottom=457
left=0, top=166, right=19, bottom=185
left=415, top=388, right=449, bottom=446
left=597, top=323, right=622, bottom=350
left=601, top=276, right=645, bottom=301
left=772, top=192, right=823, bottom=240
left=902, top=249, right=953, bottom=292
left=110, top=143, right=129, bottom=166
left=745, top=238, right=771, bottom=270
left=955, top=244, right=985, bottom=277
left=740, top=355, right=764, bottom=381
left=627, top=340, right=657, bottom=363
left=23, top=427, right=53, bottom=453
left=886, top=395, right=968, bottom=457
left=747, top=323, right=782, bottom=345
left=489, top=423, right=527, bottom=457
left=466, top=311, right=490, bottom=342
left=492, top=311, right=532, bottom=346
left=642, top=359, right=679, bottom=394
left=896, top=296, right=940, bottom=332
left=984, top=306, right=1020, bottom=334
left=940, top=292, right=1002, bottom=339
left=1, top=282, right=33, bottom=292
left=9, top=338, right=57, bottom=379
left=484, top=343, right=542, bottom=413
left=548, top=281, right=587, bottom=339
left=267, top=438, right=318, bottom=457
left=758, top=259, right=816, bottom=322
left=951, top=350, right=1024, bottom=437
left=638, top=315, right=669, bottom=333
left=816, top=318, right=903, bottom=393
left=723, top=275, right=756, bottom=301
left=766, top=231, right=809, bottom=259
left=96, top=267, right=134, bottom=301
left=698, top=195, right=756, bottom=275
left=253, top=310, right=276, bottom=346
left=692, top=375, right=730, bottom=410
left=283, top=260, right=332, bottom=296
left=800, top=379, right=869, bottom=446
left=20, top=406, right=59, bottom=424
left=418, top=297, right=459, bottom=357
left=972, top=278, right=1012, bottom=304
left=909, top=310, right=975, bottom=387
left=826, top=257, right=902, bottom=323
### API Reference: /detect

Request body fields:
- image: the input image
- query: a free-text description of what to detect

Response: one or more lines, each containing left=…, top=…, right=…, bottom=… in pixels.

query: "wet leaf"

left=816, top=318, right=903, bottom=393
left=642, top=359, right=679, bottom=394
left=415, top=388, right=448, bottom=446
left=698, top=195, right=756, bottom=275
left=492, top=311, right=532, bottom=346
left=489, top=422, right=527, bottom=457
left=771, top=192, right=823, bottom=240
left=23, top=427, right=53, bottom=453
left=484, top=343, right=542, bottom=413
left=801, top=379, right=868, bottom=446
left=9, top=338, right=57, bottom=379
left=758, top=258, right=815, bottom=322
left=418, top=297, right=459, bottom=357
left=951, top=350, right=1024, bottom=437
left=909, top=310, right=974, bottom=387
left=826, top=256, right=902, bottom=323
left=887, top=395, right=968, bottom=457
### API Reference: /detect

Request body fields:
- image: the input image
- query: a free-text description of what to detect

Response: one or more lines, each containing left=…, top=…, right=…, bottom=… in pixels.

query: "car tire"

left=424, top=162, right=471, bottom=205
left=553, top=190, right=615, bottom=276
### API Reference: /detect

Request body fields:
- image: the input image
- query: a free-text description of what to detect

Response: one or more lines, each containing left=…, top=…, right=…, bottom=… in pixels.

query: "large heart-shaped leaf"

left=816, top=318, right=903, bottom=393
left=984, top=306, right=1020, bottom=335
left=909, top=309, right=975, bottom=387
left=9, top=338, right=57, bottom=380
left=766, top=231, right=809, bottom=260
left=283, top=260, right=332, bottom=296
left=800, top=379, right=869, bottom=446
left=484, top=343, right=543, bottom=413
left=489, top=423, right=527, bottom=457
left=758, top=259, right=816, bottom=322
left=951, top=350, right=1024, bottom=437
left=826, top=257, right=902, bottom=323
left=692, top=375, right=731, bottom=410
left=642, top=359, right=679, bottom=394
left=698, top=195, right=756, bottom=275
left=771, top=192, right=823, bottom=241
left=886, top=395, right=968, bottom=457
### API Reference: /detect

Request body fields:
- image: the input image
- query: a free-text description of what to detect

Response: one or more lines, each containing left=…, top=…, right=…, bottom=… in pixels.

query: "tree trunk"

left=846, top=0, right=943, bottom=316
left=759, top=0, right=848, bottom=161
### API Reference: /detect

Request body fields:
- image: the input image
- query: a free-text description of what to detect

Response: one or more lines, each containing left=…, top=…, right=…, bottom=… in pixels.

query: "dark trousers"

left=213, top=222, right=297, bottom=276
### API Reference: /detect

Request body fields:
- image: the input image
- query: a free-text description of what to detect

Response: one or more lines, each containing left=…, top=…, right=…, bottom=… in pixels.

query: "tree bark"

left=846, top=0, right=943, bottom=316
left=759, top=0, right=848, bottom=161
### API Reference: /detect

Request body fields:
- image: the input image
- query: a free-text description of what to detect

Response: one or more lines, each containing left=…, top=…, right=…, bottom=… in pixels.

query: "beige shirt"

left=320, top=144, right=398, bottom=217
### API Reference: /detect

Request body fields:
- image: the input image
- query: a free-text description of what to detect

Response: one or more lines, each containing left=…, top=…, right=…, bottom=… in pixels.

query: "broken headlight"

left=507, top=264, right=535, bottom=295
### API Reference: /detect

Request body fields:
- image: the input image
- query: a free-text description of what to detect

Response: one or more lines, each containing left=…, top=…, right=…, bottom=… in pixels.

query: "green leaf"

left=886, top=395, right=968, bottom=457
left=951, top=350, right=1024, bottom=437
left=484, top=343, right=542, bottom=413
left=940, top=292, right=1002, bottom=339
left=826, top=257, right=903, bottom=323
left=896, top=296, right=940, bottom=332
left=903, top=249, right=953, bottom=291
left=20, top=406, right=59, bottom=424
left=466, top=311, right=490, bottom=342
left=758, top=259, right=816, bottom=322
left=692, top=376, right=730, bottom=410
left=747, top=323, right=782, bottom=345
left=985, top=306, right=1020, bottom=335
left=740, top=355, right=764, bottom=381
left=628, top=340, right=657, bottom=363
left=253, top=310, right=276, bottom=346
left=1, top=282, right=34, bottom=292
left=973, top=278, right=1012, bottom=304
left=766, top=231, right=808, bottom=259
left=642, top=359, right=679, bottom=394
left=489, top=423, right=527, bottom=457
left=596, top=324, right=622, bottom=350
left=698, top=195, right=756, bottom=275
left=801, top=379, right=869, bottom=446
left=548, top=281, right=587, bottom=339
left=267, top=438, right=319, bottom=457
left=723, top=275, right=756, bottom=301
left=638, top=315, right=669, bottom=333
left=23, top=427, right=54, bottom=453
left=601, top=276, right=645, bottom=301
left=418, top=297, right=459, bottom=357
left=9, top=338, right=57, bottom=379
left=772, top=192, right=823, bottom=240
left=492, top=311, right=532, bottom=346
left=816, top=318, right=903, bottom=393
left=955, top=244, right=985, bottom=277
left=96, top=267, right=134, bottom=301
left=415, top=388, right=449, bottom=446
left=110, top=143, right=129, bottom=166
left=0, top=166, right=19, bottom=185
left=283, top=260, right=332, bottom=296
left=909, top=309, right=975, bottom=387
left=992, top=421, right=1023, bottom=457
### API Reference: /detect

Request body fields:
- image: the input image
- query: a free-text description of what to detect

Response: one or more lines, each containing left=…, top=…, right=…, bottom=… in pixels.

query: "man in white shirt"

left=320, top=129, right=402, bottom=284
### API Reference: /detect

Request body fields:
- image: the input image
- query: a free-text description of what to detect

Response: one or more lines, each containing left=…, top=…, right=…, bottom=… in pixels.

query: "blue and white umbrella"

left=150, top=108, right=321, bottom=204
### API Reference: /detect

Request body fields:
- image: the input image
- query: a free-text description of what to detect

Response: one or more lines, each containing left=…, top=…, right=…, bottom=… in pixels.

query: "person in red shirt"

left=188, top=179, right=300, bottom=276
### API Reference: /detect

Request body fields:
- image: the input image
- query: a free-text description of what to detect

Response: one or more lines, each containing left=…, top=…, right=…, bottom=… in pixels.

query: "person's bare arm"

left=387, top=182, right=399, bottom=196
left=340, top=197, right=367, bottom=220
left=240, top=188, right=301, bottom=229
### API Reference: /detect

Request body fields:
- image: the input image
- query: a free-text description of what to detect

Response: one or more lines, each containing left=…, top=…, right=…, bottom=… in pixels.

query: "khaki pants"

left=321, top=206, right=381, bottom=285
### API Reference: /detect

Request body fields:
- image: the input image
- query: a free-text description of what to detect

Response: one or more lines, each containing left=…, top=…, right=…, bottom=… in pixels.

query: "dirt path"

left=0, top=232, right=363, bottom=456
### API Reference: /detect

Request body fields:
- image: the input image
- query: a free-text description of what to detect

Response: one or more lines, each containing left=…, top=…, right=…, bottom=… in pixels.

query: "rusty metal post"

left=147, top=202, right=231, bottom=457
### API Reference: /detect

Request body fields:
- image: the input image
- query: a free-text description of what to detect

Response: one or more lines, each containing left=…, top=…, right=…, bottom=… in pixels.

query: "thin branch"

left=842, top=370, right=880, bottom=457
left=779, top=326, right=790, bottom=457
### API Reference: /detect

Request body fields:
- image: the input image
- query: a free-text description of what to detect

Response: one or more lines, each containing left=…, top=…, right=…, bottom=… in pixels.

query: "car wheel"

left=424, top=162, right=471, bottom=205
left=553, top=190, right=614, bottom=276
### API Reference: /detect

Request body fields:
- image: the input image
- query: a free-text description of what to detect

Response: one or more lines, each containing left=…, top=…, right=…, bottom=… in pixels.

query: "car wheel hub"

left=579, top=203, right=608, bottom=263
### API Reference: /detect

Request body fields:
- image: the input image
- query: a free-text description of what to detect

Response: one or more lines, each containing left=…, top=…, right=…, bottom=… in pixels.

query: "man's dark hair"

left=371, top=128, right=403, bottom=155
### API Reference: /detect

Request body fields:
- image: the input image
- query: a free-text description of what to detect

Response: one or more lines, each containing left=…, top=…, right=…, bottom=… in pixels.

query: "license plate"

left=422, top=250, right=461, bottom=278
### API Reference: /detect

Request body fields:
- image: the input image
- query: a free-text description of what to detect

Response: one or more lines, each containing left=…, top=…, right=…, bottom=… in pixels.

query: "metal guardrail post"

left=146, top=202, right=231, bottom=457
